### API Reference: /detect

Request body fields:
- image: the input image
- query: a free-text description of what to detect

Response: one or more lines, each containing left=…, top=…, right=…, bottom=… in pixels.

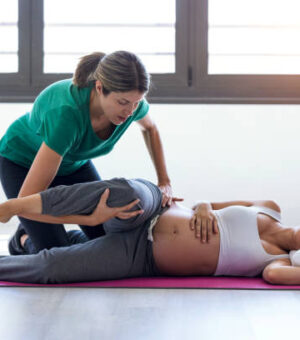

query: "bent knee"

left=127, top=179, right=159, bottom=213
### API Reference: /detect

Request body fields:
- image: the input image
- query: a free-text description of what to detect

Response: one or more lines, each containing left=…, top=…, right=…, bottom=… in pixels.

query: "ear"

left=95, top=80, right=103, bottom=95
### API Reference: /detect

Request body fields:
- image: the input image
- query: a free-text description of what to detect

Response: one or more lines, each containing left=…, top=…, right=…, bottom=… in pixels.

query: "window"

left=0, top=0, right=18, bottom=73
left=44, top=0, right=175, bottom=74
left=208, top=0, right=300, bottom=75
left=1, top=0, right=186, bottom=102
left=1, top=0, right=300, bottom=103
left=198, top=0, right=300, bottom=102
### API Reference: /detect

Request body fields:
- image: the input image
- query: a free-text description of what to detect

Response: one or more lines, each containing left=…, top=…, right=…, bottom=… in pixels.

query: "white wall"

left=1, top=103, right=300, bottom=225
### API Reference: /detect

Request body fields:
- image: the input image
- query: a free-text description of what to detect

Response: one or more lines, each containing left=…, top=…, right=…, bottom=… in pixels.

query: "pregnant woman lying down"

left=0, top=178, right=300, bottom=285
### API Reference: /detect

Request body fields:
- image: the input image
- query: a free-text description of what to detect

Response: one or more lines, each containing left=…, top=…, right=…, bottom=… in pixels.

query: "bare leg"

left=0, top=194, right=42, bottom=224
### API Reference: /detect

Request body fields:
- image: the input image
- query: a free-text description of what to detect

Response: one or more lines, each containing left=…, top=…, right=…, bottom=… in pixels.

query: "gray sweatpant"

left=0, top=178, right=163, bottom=283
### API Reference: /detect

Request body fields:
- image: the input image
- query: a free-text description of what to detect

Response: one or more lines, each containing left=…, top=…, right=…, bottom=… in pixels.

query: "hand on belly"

left=151, top=205, right=220, bottom=276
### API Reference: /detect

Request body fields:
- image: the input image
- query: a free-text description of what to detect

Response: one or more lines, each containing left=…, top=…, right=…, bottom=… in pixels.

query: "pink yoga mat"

left=1, top=277, right=300, bottom=289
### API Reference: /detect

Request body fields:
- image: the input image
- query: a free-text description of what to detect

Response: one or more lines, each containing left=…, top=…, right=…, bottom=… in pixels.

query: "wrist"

left=158, top=178, right=171, bottom=187
left=194, top=201, right=212, bottom=211
left=6, top=199, right=19, bottom=215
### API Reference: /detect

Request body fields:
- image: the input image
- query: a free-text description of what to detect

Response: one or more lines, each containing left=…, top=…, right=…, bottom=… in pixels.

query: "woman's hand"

left=90, top=188, right=144, bottom=226
left=158, top=183, right=184, bottom=207
left=190, top=202, right=218, bottom=243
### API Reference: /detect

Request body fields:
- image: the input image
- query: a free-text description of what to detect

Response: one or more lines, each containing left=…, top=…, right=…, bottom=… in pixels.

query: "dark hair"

left=73, top=51, right=150, bottom=94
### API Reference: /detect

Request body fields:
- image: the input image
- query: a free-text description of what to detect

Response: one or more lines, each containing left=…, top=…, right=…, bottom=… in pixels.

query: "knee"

left=109, top=179, right=156, bottom=212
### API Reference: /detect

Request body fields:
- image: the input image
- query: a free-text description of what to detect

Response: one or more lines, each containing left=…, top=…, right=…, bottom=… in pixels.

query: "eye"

left=118, top=100, right=127, bottom=105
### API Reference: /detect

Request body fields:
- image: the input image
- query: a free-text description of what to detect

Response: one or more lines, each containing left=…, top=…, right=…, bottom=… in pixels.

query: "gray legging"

left=0, top=178, right=163, bottom=283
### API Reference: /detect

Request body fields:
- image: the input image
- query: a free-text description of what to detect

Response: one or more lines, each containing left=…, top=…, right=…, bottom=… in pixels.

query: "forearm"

left=264, top=265, right=300, bottom=285
left=3, top=194, right=97, bottom=226
left=193, top=200, right=254, bottom=211
left=211, top=201, right=254, bottom=210
left=142, top=125, right=170, bottom=185
left=19, top=212, right=96, bottom=226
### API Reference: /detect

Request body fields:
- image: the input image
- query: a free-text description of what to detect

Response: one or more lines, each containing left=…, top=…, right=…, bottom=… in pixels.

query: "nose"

left=123, top=105, right=135, bottom=116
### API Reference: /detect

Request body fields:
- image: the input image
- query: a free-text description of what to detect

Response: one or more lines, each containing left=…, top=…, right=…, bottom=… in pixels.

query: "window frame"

left=1, top=0, right=300, bottom=103
left=191, top=0, right=300, bottom=104
left=0, top=0, right=192, bottom=103
left=0, top=0, right=30, bottom=96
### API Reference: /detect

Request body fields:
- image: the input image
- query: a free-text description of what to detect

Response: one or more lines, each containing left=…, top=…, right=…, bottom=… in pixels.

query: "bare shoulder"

left=253, top=200, right=281, bottom=213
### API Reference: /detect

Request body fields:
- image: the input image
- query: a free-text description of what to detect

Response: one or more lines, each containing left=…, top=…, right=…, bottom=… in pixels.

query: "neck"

left=89, top=88, right=112, bottom=132
left=89, top=88, right=104, bottom=120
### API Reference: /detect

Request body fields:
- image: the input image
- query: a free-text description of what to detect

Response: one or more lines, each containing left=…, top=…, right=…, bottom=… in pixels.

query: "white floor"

left=0, top=288, right=299, bottom=340
left=1, top=102, right=300, bottom=339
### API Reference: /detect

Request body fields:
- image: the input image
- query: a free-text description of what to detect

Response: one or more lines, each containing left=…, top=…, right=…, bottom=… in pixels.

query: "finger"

left=190, top=216, right=196, bottom=230
left=167, top=197, right=172, bottom=206
left=195, top=218, right=201, bottom=239
left=117, top=198, right=140, bottom=212
left=161, top=195, right=168, bottom=208
left=117, top=209, right=144, bottom=219
left=213, top=218, right=219, bottom=234
left=99, top=188, right=110, bottom=204
left=172, top=197, right=184, bottom=202
left=201, top=220, right=207, bottom=243
left=207, top=219, right=213, bottom=243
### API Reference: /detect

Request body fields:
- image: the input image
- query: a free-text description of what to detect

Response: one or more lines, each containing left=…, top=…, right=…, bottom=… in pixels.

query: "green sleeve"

left=133, top=98, right=150, bottom=121
left=37, top=106, right=79, bottom=156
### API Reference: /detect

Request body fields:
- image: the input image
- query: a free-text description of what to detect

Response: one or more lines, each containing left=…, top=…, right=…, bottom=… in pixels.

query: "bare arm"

left=0, top=195, right=99, bottom=226
left=137, top=115, right=170, bottom=185
left=191, top=200, right=280, bottom=243
left=12, top=142, right=115, bottom=225
left=262, top=258, right=300, bottom=285
left=137, top=115, right=183, bottom=206
left=18, top=142, right=62, bottom=197
left=0, top=190, right=143, bottom=226
left=193, top=200, right=281, bottom=213
left=16, top=142, right=73, bottom=224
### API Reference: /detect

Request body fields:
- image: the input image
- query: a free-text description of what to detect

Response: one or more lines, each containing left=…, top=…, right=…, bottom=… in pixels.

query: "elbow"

left=262, top=267, right=283, bottom=285
left=265, top=200, right=281, bottom=213
left=262, top=267, right=278, bottom=284
left=142, top=122, right=157, bottom=134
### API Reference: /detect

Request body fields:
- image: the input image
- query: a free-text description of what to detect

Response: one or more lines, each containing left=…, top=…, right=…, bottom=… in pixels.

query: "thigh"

left=0, top=155, right=28, bottom=199
left=104, top=178, right=163, bottom=233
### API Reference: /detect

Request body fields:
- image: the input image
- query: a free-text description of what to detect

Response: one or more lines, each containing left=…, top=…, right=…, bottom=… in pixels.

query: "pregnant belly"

left=151, top=205, right=220, bottom=276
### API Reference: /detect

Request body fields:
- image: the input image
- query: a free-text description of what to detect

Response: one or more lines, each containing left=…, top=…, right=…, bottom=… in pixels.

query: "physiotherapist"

left=0, top=50, right=180, bottom=255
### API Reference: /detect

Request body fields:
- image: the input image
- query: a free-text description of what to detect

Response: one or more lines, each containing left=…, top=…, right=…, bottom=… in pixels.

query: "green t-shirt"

left=0, top=79, right=149, bottom=175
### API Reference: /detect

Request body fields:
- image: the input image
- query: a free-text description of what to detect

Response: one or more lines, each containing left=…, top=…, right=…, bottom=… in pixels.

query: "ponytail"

left=73, top=51, right=150, bottom=94
left=73, top=52, right=106, bottom=88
